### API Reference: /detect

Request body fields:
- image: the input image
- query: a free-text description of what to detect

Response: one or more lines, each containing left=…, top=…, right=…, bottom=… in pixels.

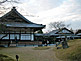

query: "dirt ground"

left=0, top=46, right=62, bottom=61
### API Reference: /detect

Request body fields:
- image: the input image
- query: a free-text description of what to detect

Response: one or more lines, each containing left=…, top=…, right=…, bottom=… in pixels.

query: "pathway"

left=0, top=46, right=62, bottom=61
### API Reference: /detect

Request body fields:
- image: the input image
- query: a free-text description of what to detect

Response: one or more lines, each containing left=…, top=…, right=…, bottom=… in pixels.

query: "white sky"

left=1, top=0, right=81, bottom=33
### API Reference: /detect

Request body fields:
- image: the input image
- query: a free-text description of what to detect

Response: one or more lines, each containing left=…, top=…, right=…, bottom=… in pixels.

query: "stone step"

left=10, top=44, right=16, bottom=47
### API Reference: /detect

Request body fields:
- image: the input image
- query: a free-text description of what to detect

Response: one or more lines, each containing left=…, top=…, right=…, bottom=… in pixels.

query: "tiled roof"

left=48, top=30, right=59, bottom=35
left=77, top=33, right=81, bottom=36
left=0, top=7, right=45, bottom=29
left=44, top=28, right=74, bottom=36
left=0, top=7, right=34, bottom=24
left=35, top=33, right=43, bottom=36
left=5, top=22, right=45, bottom=28
left=56, top=35, right=80, bottom=38
left=43, top=29, right=59, bottom=36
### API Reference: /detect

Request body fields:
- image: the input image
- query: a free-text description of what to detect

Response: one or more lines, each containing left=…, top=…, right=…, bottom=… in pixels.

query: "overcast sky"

left=2, top=0, right=81, bottom=32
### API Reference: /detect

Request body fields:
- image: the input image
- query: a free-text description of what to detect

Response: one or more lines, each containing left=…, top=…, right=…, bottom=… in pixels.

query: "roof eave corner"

left=41, top=24, right=46, bottom=27
left=42, top=25, right=46, bottom=29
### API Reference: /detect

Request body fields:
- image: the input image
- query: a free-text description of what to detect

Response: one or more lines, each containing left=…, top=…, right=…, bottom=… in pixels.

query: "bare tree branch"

left=0, top=0, right=7, bottom=4
left=0, top=0, right=20, bottom=4
left=49, top=21, right=71, bottom=30
left=0, top=0, right=20, bottom=15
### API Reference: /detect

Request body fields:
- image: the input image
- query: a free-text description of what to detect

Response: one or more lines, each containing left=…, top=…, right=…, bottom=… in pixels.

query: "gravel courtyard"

left=0, top=46, right=61, bottom=61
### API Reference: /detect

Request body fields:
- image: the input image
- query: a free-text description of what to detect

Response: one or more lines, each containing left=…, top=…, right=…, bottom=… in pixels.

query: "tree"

left=75, top=29, right=81, bottom=34
left=0, top=24, right=6, bottom=32
left=0, top=0, right=37, bottom=17
left=0, top=24, right=8, bottom=39
left=0, top=0, right=19, bottom=4
left=0, top=24, right=8, bottom=44
left=37, top=30, right=43, bottom=34
left=49, top=21, right=70, bottom=30
left=0, top=0, right=20, bottom=14
left=70, top=28, right=73, bottom=32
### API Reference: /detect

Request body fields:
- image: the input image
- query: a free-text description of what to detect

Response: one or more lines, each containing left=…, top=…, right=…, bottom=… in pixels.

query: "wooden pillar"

left=30, top=28, right=32, bottom=41
left=9, top=31, right=10, bottom=41
left=14, top=31, right=15, bottom=40
left=28, top=28, right=34, bottom=41
left=19, top=30, right=21, bottom=40
left=32, top=29, right=35, bottom=41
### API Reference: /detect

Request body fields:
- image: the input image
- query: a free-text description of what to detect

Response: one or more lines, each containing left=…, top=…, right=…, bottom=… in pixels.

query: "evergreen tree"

left=0, top=24, right=7, bottom=32
left=70, top=28, right=73, bottom=32
left=37, top=30, right=43, bottom=34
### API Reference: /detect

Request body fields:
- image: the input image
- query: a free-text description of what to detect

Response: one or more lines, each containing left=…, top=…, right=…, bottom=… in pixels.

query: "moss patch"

left=34, top=46, right=50, bottom=50
left=0, top=54, right=15, bottom=61
left=0, top=47, right=5, bottom=50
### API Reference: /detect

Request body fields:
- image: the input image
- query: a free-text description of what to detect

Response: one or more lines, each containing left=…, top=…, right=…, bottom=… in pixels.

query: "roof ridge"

left=11, top=7, right=34, bottom=24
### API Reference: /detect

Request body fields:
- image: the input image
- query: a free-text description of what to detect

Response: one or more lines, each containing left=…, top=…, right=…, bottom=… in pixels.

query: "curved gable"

left=56, top=28, right=74, bottom=34
left=0, top=7, right=33, bottom=24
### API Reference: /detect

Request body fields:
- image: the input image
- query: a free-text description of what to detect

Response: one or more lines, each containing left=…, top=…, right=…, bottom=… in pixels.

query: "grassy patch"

left=0, top=47, right=6, bottom=50
left=34, top=46, right=50, bottom=50
left=0, top=54, right=15, bottom=61
left=54, top=39, right=81, bottom=61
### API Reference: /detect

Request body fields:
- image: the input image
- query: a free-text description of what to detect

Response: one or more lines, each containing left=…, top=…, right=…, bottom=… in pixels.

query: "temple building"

left=0, top=7, right=45, bottom=42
